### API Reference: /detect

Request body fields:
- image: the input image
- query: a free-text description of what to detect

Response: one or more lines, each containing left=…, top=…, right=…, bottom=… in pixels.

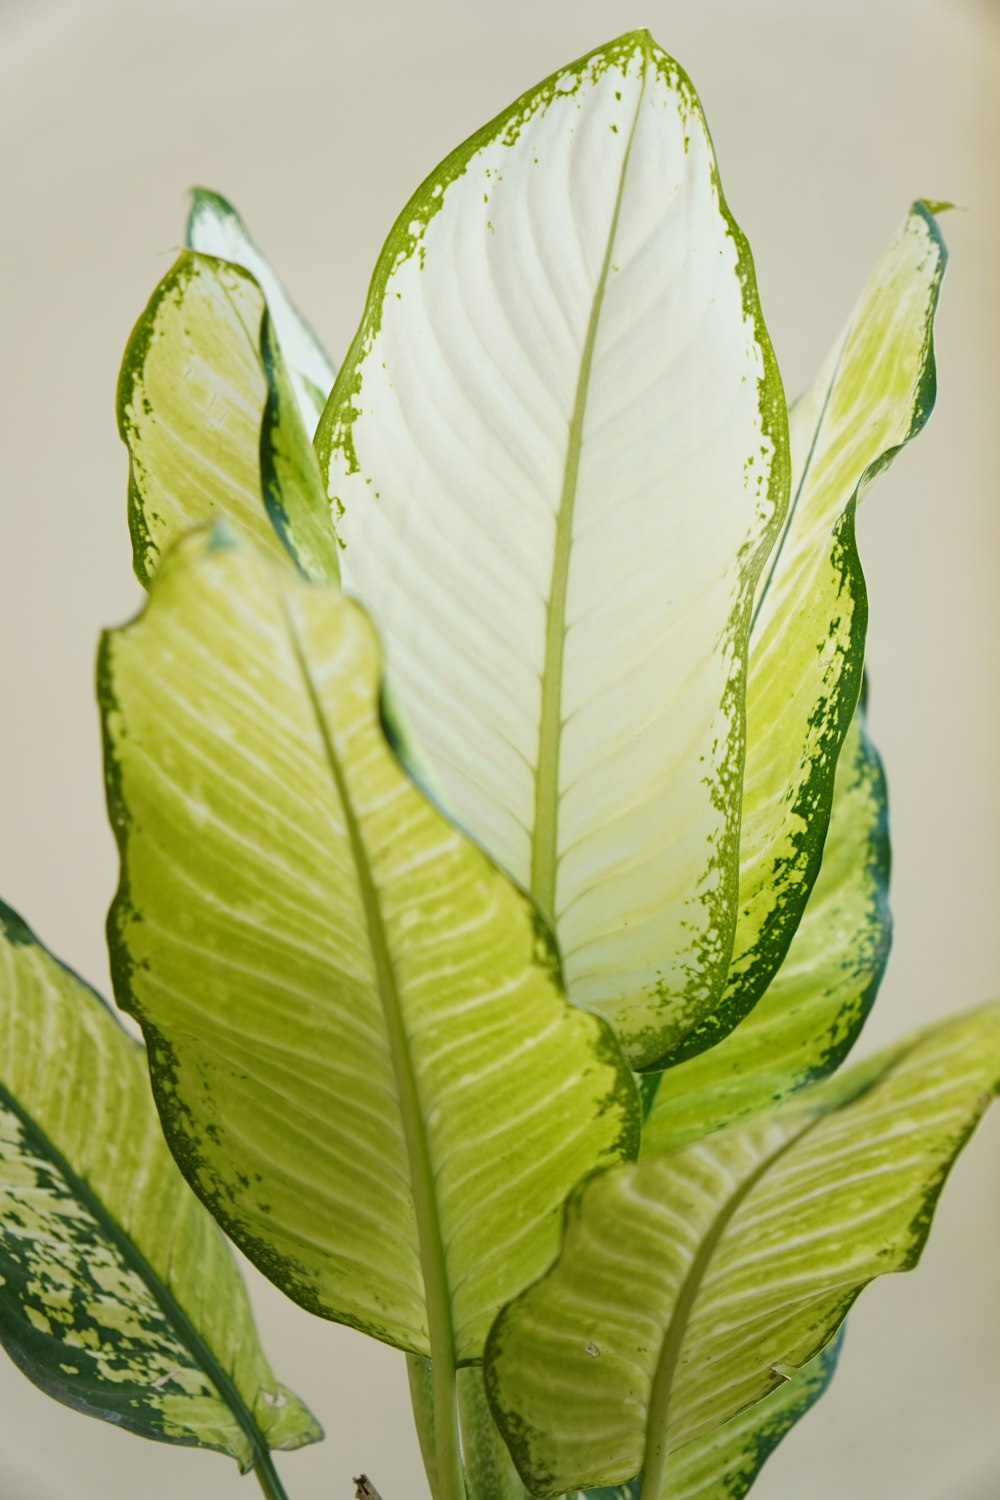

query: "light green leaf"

left=118, top=251, right=339, bottom=588
left=572, top=1337, right=840, bottom=1500
left=643, top=686, right=890, bottom=1153
left=187, top=186, right=336, bottom=432
left=100, top=527, right=639, bottom=1379
left=650, top=1333, right=841, bottom=1500
left=698, top=202, right=945, bottom=1056
left=0, top=899, right=320, bottom=1474
left=316, top=29, right=789, bottom=1070
left=485, top=1004, right=1000, bottom=1498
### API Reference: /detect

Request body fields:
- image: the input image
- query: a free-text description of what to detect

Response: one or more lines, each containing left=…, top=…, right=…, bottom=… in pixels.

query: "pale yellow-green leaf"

left=643, top=689, right=890, bottom=1154
left=486, top=1005, right=1000, bottom=1498
left=100, top=528, right=639, bottom=1374
left=118, top=251, right=338, bottom=587
left=697, top=203, right=945, bottom=1058
left=569, top=1336, right=840, bottom=1499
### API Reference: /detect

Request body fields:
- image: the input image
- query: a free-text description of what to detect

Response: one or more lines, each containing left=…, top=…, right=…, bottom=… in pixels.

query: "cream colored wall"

left=1, top=0, right=998, bottom=1496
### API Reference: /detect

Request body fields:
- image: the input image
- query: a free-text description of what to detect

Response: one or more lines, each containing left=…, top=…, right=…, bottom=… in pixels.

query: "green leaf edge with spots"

left=0, top=897, right=321, bottom=1474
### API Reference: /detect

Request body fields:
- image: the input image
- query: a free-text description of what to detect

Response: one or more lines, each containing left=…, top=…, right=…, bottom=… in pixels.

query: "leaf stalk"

left=253, top=1451, right=293, bottom=1500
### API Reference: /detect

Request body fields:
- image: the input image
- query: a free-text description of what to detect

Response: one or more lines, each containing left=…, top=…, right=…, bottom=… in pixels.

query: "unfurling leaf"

left=711, top=202, right=945, bottom=1054
left=118, top=251, right=339, bottom=587
left=187, top=185, right=336, bottom=431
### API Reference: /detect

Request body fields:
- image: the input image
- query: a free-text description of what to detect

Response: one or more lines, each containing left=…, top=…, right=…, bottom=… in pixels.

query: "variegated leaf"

left=0, top=900, right=320, bottom=1476
left=118, top=251, right=338, bottom=587
left=99, top=529, right=639, bottom=1500
left=648, top=1334, right=842, bottom=1499
left=695, top=203, right=945, bottom=1057
left=187, top=186, right=336, bottom=432
left=316, top=29, right=788, bottom=1069
left=643, top=687, right=890, bottom=1154
left=485, top=1005, right=1000, bottom=1498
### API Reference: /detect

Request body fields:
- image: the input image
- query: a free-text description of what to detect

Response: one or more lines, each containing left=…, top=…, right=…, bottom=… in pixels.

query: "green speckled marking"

left=117, top=251, right=337, bottom=591
left=98, top=529, right=640, bottom=1500
left=0, top=901, right=320, bottom=1474
left=486, top=1005, right=1000, bottom=1497
left=318, top=29, right=789, bottom=1071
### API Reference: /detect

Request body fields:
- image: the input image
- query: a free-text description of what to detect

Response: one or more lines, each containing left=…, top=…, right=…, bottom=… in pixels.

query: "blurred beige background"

left=1, top=0, right=998, bottom=1496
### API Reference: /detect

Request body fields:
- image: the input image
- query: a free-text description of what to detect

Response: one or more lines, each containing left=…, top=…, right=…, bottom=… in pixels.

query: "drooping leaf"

left=485, top=1004, right=1000, bottom=1497
left=0, top=899, right=320, bottom=1473
left=187, top=186, right=336, bottom=431
left=118, top=251, right=339, bottom=587
left=692, top=202, right=945, bottom=1057
left=643, top=685, right=890, bottom=1153
left=316, top=29, right=789, bottom=1070
left=100, top=528, right=639, bottom=1380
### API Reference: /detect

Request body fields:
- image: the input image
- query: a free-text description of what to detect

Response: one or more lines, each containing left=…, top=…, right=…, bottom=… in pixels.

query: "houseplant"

left=0, top=23, right=995, bottom=1500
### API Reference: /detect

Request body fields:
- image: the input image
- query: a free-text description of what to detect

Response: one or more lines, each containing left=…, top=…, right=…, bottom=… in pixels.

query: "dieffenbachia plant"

left=0, top=26, right=988, bottom=1500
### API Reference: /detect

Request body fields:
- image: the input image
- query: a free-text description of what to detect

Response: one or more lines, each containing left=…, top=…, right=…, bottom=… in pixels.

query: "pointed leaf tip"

left=117, top=250, right=338, bottom=588
left=185, top=184, right=336, bottom=429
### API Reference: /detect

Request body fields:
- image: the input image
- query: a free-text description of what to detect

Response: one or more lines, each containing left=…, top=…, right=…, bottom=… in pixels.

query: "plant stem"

left=253, top=1450, right=293, bottom=1500
left=430, top=1344, right=467, bottom=1500
left=287, top=621, right=467, bottom=1500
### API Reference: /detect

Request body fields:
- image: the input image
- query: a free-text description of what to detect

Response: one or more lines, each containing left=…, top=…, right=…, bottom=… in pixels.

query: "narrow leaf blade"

left=0, top=900, right=320, bottom=1470
left=317, top=30, right=788, bottom=1068
left=705, top=203, right=945, bottom=1054
left=643, top=688, right=890, bottom=1153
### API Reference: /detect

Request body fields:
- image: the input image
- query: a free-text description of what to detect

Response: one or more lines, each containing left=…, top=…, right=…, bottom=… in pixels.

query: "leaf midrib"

left=638, top=1119, right=822, bottom=1500
left=748, top=334, right=849, bottom=640
left=0, top=1079, right=270, bottom=1468
left=529, top=63, right=647, bottom=925
left=280, top=602, right=460, bottom=1425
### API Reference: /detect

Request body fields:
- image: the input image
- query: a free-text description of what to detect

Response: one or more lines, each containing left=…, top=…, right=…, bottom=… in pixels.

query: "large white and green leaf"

left=485, top=1004, right=1000, bottom=1498
left=100, top=528, right=639, bottom=1493
left=0, top=899, right=320, bottom=1477
left=187, top=186, right=336, bottom=432
left=118, top=251, right=339, bottom=587
left=643, top=685, right=890, bottom=1153
left=316, top=30, right=789, bottom=1070
left=690, top=203, right=946, bottom=1058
